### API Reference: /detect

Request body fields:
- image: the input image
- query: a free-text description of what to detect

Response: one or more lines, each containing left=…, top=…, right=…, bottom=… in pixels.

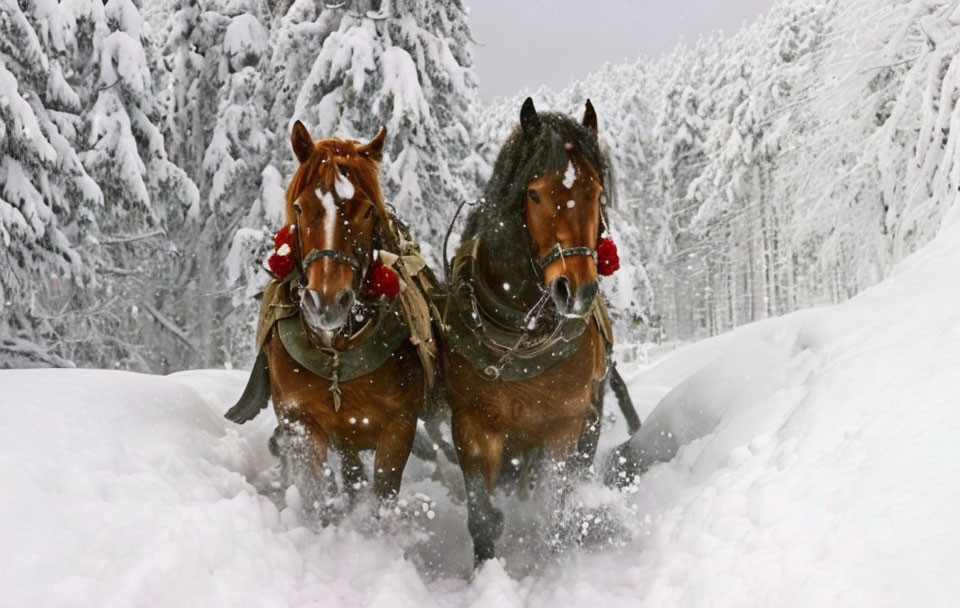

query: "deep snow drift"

left=3, top=223, right=960, bottom=607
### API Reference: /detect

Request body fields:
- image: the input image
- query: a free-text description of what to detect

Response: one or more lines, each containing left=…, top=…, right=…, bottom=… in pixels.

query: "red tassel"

left=274, top=225, right=295, bottom=250
left=596, top=237, right=620, bottom=276
left=267, top=252, right=295, bottom=278
left=366, top=262, right=400, bottom=298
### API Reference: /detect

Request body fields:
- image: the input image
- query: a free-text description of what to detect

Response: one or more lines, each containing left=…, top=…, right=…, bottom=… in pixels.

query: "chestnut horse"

left=227, top=122, right=429, bottom=514
left=440, top=98, right=615, bottom=564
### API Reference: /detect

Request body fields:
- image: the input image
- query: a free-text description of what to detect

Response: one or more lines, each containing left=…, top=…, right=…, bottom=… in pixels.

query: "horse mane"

left=284, top=138, right=386, bottom=226
left=463, top=111, right=610, bottom=299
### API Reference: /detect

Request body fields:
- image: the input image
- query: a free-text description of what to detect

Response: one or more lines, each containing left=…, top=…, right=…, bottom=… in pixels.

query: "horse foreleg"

left=372, top=414, right=417, bottom=501
left=453, top=413, right=505, bottom=566
left=340, top=447, right=367, bottom=503
left=574, top=378, right=607, bottom=472
left=275, top=418, right=331, bottom=519
left=542, top=419, right=591, bottom=549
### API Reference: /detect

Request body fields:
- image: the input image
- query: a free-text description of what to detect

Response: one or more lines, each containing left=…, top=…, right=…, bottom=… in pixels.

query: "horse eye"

left=528, top=189, right=540, bottom=204
left=294, top=202, right=302, bottom=215
left=363, top=205, right=373, bottom=219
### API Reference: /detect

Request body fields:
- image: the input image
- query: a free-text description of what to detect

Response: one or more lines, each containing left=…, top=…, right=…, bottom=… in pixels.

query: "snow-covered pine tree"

left=292, top=0, right=481, bottom=258
left=0, top=0, right=102, bottom=367
left=193, top=3, right=274, bottom=366
left=66, top=0, right=198, bottom=370
left=590, top=63, right=660, bottom=345
left=649, top=42, right=712, bottom=338
left=265, top=0, right=344, bottom=170
left=157, top=0, right=350, bottom=367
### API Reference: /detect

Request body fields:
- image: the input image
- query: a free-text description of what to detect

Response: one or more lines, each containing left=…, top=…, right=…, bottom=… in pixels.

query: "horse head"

left=519, top=98, right=604, bottom=316
left=285, top=121, right=387, bottom=342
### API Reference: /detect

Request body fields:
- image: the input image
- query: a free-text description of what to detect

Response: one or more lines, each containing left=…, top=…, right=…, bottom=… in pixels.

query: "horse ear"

left=520, top=97, right=541, bottom=135
left=582, top=99, right=598, bottom=133
left=291, top=120, right=313, bottom=163
left=359, top=125, right=386, bottom=161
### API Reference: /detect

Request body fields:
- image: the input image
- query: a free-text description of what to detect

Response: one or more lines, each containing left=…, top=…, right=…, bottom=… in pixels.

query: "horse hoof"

left=602, top=443, right=645, bottom=488
left=473, top=544, right=496, bottom=569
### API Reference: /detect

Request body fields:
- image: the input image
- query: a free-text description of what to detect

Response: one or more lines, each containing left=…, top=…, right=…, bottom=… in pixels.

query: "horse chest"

left=446, top=325, right=605, bottom=435
left=268, top=335, right=423, bottom=449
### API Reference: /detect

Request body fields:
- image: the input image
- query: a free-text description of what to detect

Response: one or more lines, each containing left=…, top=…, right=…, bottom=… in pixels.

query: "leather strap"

left=538, top=244, right=596, bottom=270
left=301, top=248, right=362, bottom=273
left=442, top=236, right=597, bottom=382
left=276, top=305, right=409, bottom=383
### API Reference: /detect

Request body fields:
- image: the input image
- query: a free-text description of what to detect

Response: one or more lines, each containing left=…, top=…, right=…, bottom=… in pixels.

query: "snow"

left=4, top=221, right=960, bottom=605
left=605, top=222, right=960, bottom=606
left=258, top=165, right=286, bottom=225
left=223, top=14, right=268, bottom=71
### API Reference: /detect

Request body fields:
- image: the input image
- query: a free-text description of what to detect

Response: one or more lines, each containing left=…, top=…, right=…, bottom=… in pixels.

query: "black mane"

left=463, top=109, right=609, bottom=307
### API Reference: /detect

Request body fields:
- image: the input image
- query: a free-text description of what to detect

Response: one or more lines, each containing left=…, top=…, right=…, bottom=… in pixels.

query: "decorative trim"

left=537, top=244, right=596, bottom=270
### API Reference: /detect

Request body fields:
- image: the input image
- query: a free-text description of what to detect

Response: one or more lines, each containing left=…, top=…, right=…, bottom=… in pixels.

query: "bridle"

left=291, top=187, right=370, bottom=290
left=537, top=244, right=596, bottom=271
left=301, top=247, right=363, bottom=274
left=534, top=157, right=608, bottom=273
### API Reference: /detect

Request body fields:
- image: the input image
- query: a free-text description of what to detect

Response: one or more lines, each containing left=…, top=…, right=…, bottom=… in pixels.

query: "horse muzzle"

left=550, top=276, right=598, bottom=317
left=300, top=287, right=355, bottom=337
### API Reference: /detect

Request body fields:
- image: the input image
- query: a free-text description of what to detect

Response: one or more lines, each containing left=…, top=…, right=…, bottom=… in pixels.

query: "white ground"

left=3, top=224, right=960, bottom=607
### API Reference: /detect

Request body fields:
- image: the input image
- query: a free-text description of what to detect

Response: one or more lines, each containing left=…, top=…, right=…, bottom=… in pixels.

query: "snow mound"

left=0, top=370, right=433, bottom=607
left=3, top=226, right=960, bottom=606
left=603, top=224, right=960, bottom=606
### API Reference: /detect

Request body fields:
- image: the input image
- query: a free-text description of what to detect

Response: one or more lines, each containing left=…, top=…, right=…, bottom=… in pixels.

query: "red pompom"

left=366, top=262, right=400, bottom=299
left=596, top=237, right=620, bottom=276
left=274, top=225, right=295, bottom=250
left=267, top=252, right=295, bottom=278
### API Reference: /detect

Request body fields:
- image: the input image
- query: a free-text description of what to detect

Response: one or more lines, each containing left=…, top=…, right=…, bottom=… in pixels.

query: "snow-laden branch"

left=141, top=301, right=197, bottom=352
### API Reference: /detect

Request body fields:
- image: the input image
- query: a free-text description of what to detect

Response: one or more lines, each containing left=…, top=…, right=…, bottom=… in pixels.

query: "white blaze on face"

left=315, top=188, right=338, bottom=249
left=563, top=161, right=576, bottom=189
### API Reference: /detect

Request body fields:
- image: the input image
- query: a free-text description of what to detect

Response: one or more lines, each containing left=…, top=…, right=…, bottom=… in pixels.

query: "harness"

left=441, top=236, right=612, bottom=382
left=278, top=303, right=410, bottom=410
left=259, top=202, right=438, bottom=410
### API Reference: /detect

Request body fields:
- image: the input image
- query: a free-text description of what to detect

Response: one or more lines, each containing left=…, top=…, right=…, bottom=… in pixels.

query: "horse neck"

left=474, top=236, right=543, bottom=318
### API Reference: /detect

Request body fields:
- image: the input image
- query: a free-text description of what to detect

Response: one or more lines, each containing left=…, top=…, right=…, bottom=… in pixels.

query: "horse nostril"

left=550, top=276, right=573, bottom=311
left=578, top=280, right=598, bottom=305
left=336, top=288, right=354, bottom=310
left=301, top=288, right=321, bottom=311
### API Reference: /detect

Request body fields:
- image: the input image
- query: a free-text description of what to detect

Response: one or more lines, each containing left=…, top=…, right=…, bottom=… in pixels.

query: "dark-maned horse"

left=227, top=122, right=431, bottom=514
left=440, top=98, right=618, bottom=564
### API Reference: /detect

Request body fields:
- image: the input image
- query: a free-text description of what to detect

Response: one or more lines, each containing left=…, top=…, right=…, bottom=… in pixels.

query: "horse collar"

left=277, top=304, right=409, bottom=393
left=444, top=236, right=592, bottom=382
left=465, top=239, right=530, bottom=330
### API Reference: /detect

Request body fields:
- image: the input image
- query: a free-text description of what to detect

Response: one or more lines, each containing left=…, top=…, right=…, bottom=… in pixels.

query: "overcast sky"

left=464, top=0, right=778, bottom=100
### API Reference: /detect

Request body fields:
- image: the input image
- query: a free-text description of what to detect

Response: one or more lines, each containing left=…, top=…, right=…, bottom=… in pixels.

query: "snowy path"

left=4, top=226, right=960, bottom=607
